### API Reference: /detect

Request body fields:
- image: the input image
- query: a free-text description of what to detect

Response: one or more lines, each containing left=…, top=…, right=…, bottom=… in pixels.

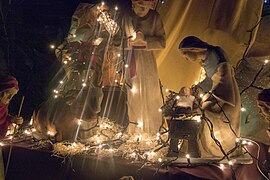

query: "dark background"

left=1, top=0, right=270, bottom=125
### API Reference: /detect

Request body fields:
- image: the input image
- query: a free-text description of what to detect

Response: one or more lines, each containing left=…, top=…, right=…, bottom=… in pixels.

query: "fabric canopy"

left=155, top=0, right=263, bottom=91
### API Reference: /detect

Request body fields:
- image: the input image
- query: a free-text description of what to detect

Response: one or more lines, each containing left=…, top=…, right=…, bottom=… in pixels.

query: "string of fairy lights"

left=1, top=1, right=270, bottom=180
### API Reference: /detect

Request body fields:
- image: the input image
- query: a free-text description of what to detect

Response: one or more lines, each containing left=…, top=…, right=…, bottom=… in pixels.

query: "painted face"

left=180, top=48, right=207, bottom=62
left=0, top=87, right=18, bottom=105
left=132, top=0, right=154, bottom=17
left=180, top=49, right=200, bottom=62
left=179, top=87, right=191, bottom=96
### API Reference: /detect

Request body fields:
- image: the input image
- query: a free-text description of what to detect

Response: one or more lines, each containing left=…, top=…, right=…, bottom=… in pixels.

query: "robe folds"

left=198, top=49, right=241, bottom=158
left=124, top=10, right=166, bottom=134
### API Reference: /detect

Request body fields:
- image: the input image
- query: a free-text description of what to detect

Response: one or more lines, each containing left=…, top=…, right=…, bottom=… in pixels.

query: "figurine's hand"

left=135, top=31, right=145, bottom=41
left=11, top=116, right=24, bottom=125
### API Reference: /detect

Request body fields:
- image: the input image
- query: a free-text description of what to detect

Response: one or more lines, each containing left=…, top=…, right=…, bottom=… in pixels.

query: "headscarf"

left=0, top=76, right=19, bottom=93
left=131, top=0, right=156, bottom=9
left=179, top=36, right=209, bottom=49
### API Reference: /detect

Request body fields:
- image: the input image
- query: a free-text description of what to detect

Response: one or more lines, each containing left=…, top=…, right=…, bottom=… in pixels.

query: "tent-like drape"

left=155, top=0, right=263, bottom=91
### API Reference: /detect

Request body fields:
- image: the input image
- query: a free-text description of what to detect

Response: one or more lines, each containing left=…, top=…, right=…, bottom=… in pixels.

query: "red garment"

left=0, top=103, right=12, bottom=139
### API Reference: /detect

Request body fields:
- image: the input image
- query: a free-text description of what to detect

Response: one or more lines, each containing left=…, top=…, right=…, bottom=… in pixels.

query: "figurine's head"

left=179, top=36, right=209, bottom=62
left=0, top=76, right=19, bottom=105
left=257, top=88, right=270, bottom=119
left=132, top=0, right=155, bottom=17
left=179, top=87, right=191, bottom=96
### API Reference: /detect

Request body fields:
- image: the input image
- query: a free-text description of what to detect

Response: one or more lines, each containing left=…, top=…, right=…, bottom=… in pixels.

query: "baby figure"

left=175, top=87, right=195, bottom=114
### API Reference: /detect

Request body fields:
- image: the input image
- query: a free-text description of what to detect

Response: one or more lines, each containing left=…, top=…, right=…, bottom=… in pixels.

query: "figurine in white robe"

left=124, top=0, right=166, bottom=134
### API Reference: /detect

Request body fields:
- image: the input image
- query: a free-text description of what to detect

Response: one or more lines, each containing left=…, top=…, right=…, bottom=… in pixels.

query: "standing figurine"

left=178, top=36, right=241, bottom=158
left=124, top=0, right=166, bottom=134
left=0, top=75, right=23, bottom=139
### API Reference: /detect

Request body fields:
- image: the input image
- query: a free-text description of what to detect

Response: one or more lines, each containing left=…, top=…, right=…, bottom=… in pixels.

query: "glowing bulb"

left=109, top=148, right=113, bottom=152
left=186, top=154, right=190, bottom=159
left=131, top=86, right=137, bottom=94
left=228, top=161, right=233, bottom=166
left=199, top=93, right=204, bottom=98
left=165, top=89, right=169, bottom=92
left=0, top=142, right=3, bottom=146
left=235, top=138, right=240, bottom=143
left=47, top=131, right=51, bottom=135
left=72, top=34, right=76, bottom=38
left=125, top=64, right=129, bottom=68
left=194, top=81, right=199, bottom=85
left=78, top=119, right=82, bottom=125
left=241, top=107, right=246, bottom=112
left=115, top=80, right=118, bottom=83
left=101, top=1, right=105, bottom=5
left=63, top=60, right=68, bottom=64
left=158, top=108, right=162, bottom=112
left=158, top=158, right=162, bottom=162
left=176, top=95, right=180, bottom=100
left=248, top=141, right=253, bottom=145
left=59, top=81, right=64, bottom=84
left=32, top=128, right=36, bottom=132
left=264, top=59, right=269, bottom=64
left=68, top=57, right=72, bottom=60
left=242, top=140, right=247, bottom=145
left=193, top=115, right=201, bottom=122
left=117, top=53, right=121, bottom=57
left=137, top=121, right=143, bottom=128
left=24, top=130, right=30, bottom=135
left=82, top=83, right=87, bottom=87
left=115, top=6, right=118, bottom=11
left=50, top=44, right=55, bottom=49
left=54, top=95, right=58, bottom=98
left=219, top=164, right=225, bottom=169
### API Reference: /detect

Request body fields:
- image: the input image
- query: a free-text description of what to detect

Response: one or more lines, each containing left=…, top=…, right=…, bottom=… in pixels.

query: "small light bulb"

left=131, top=87, right=137, bottom=93
left=115, top=6, right=118, bottom=11
left=186, top=154, right=190, bottom=159
left=125, top=64, right=129, bottom=68
left=219, top=164, right=225, bottom=169
left=137, top=121, right=143, bottom=128
left=241, top=107, right=246, bottom=112
left=50, top=44, right=55, bottom=49
left=158, top=108, right=162, bottom=112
